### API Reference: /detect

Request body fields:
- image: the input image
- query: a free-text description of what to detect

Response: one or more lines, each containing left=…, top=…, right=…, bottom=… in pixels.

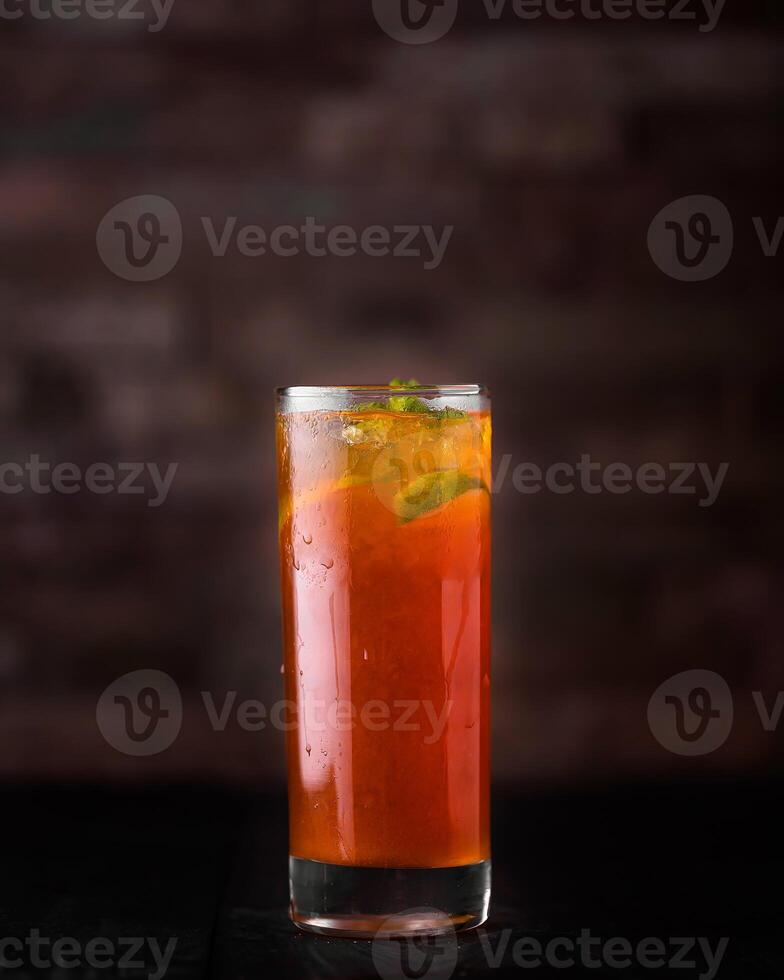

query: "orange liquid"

left=277, top=408, right=491, bottom=868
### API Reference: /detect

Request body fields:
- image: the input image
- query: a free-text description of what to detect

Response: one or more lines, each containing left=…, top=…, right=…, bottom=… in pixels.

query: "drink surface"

left=277, top=406, right=491, bottom=868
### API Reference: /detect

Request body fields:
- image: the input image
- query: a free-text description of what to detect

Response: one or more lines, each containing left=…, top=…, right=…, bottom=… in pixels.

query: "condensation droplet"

left=302, top=533, right=313, bottom=545
left=305, top=743, right=312, bottom=756
left=321, top=558, right=334, bottom=569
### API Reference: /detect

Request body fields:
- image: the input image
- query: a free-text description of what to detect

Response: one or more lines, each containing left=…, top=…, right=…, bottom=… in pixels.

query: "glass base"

left=289, top=856, right=491, bottom=938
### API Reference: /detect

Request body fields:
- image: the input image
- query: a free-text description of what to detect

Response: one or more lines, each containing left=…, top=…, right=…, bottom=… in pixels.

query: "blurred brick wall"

left=0, top=3, right=782, bottom=785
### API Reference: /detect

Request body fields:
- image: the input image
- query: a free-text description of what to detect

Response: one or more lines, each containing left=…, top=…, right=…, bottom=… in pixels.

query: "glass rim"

left=276, top=384, right=488, bottom=398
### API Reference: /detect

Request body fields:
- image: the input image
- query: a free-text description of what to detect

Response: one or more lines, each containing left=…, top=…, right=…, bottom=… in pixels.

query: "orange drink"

left=276, top=384, right=491, bottom=936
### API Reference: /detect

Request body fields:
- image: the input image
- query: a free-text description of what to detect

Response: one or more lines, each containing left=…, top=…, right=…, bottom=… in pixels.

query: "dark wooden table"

left=3, top=781, right=780, bottom=978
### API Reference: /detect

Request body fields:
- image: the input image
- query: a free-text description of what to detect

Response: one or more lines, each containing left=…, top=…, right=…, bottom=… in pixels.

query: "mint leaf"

left=354, top=400, right=390, bottom=412
left=351, top=379, right=467, bottom=420
left=393, top=471, right=487, bottom=523
left=387, top=394, right=430, bottom=413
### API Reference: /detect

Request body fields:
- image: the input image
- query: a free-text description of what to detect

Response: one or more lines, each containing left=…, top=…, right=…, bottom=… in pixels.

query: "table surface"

left=3, top=781, right=780, bottom=979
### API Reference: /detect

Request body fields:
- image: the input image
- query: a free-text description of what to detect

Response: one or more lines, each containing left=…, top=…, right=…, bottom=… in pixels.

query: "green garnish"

left=353, top=379, right=467, bottom=420
left=435, top=405, right=469, bottom=419
left=393, top=471, right=487, bottom=523
left=355, top=401, right=389, bottom=412
left=387, top=394, right=430, bottom=413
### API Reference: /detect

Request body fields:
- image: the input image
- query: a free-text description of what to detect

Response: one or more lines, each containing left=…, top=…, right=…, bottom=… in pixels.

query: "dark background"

left=1, top=1, right=782, bottom=977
